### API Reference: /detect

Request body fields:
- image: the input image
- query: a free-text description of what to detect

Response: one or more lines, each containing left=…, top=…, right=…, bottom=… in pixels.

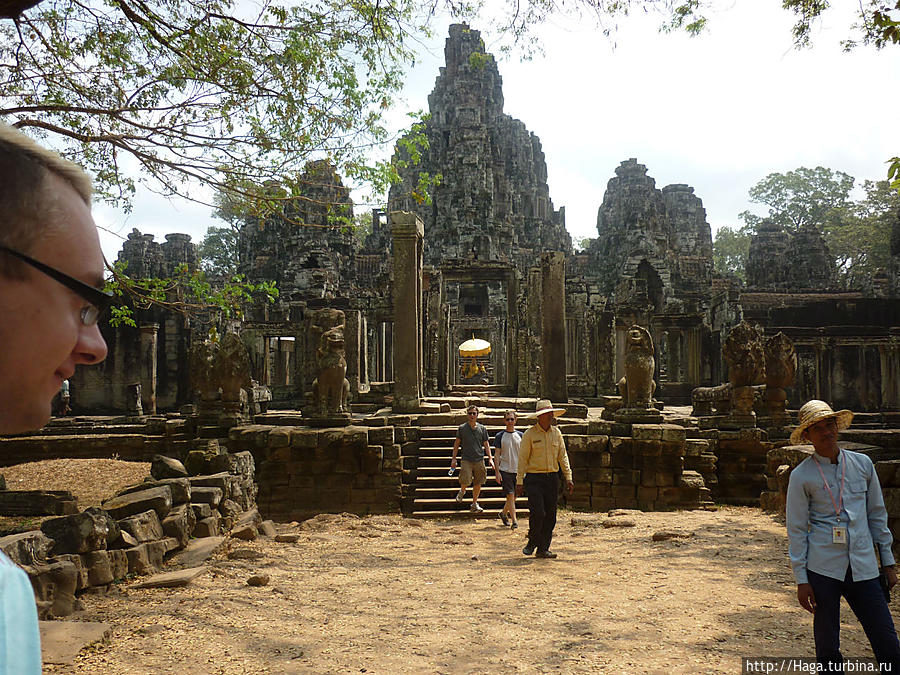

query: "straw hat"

left=789, top=400, right=853, bottom=445
left=535, top=399, right=566, bottom=418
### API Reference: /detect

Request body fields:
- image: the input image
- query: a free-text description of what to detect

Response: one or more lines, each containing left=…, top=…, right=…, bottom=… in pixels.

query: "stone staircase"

left=409, top=422, right=530, bottom=519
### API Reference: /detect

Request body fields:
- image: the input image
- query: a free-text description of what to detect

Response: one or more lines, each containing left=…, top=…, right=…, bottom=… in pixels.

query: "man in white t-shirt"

left=493, top=409, right=522, bottom=529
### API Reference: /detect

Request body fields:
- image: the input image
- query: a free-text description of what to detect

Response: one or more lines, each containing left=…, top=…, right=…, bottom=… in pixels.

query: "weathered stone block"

left=0, top=530, right=53, bottom=565
left=161, top=504, right=197, bottom=548
left=0, top=490, right=78, bottom=516
left=108, top=549, right=128, bottom=580
left=291, top=429, right=318, bottom=449
left=119, top=478, right=192, bottom=504
left=41, top=507, right=115, bottom=555
left=191, top=503, right=213, bottom=520
left=54, top=553, right=88, bottom=591
left=230, top=524, right=257, bottom=541
left=367, top=428, right=393, bottom=445
left=633, top=440, right=662, bottom=457
left=585, top=436, right=610, bottom=452
left=590, top=483, right=612, bottom=497
left=150, top=454, right=188, bottom=479
left=877, top=460, right=900, bottom=488
left=24, top=559, right=78, bottom=618
left=268, top=426, right=292, bottom=448
left=191, top=487, right=223, bottom=507
left=218, top=498, right=241, bottom=520
left=680, top=471, right=706, bottom=489
left=194, top=516, right=220, bottom=538
left=395, top=427, right=417, bottom=443
left=654, top=473, right=676, bottom=487
left=611, top=485, right=635, bottom=501
left=613, top=469, right=640, bottom=486
left=102, top=487, right=173, bottom=521
left=884, top=488, right=900, bottom=517
left=117, top=509, right=164, bottom=544
left=190, top=473, right=230, bottom=491
left=81, top=550, right=113, bottom=586
left=637, top=486, right=658, bottom=503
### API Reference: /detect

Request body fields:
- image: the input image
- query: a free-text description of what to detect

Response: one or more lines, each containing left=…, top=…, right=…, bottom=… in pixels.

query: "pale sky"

left=94, top=0, right=900, bottom=261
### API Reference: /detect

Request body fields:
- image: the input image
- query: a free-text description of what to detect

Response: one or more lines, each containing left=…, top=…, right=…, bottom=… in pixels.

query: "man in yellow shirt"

left=516, top=399, right=574, bottom=559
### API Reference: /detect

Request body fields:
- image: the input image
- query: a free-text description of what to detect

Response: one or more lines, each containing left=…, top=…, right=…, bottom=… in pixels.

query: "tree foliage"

left=1, top=0, right=424, bottom=216
left=712, top=225, right=751, bottom=281
left=105, top=260, right=277, bottom=328
left=822, top=179, right=899, bottom=285
left=739, top=167, right=855, bottom=234
left=726, top=167, right=899, bottom=288
left=198, top=225, right=239, bottom=275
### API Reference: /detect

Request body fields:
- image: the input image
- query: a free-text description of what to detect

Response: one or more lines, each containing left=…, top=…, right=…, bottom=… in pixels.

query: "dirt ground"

left=40, top=504, right=892, bottom=675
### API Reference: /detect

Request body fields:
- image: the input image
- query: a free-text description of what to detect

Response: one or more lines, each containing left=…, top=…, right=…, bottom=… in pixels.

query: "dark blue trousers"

left=808, top=567, right=900, bottom=671
left=524, top=473, right=558, bottom=553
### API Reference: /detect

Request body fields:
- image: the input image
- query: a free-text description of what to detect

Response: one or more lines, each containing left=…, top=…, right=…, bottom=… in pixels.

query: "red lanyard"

left=814, top=451, right=845, bottom=522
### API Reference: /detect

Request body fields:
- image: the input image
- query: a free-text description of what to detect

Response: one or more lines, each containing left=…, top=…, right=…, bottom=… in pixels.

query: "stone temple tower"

left=388, top=23, right=571, bottom=271
left=588, top=159, right=713, bottom=313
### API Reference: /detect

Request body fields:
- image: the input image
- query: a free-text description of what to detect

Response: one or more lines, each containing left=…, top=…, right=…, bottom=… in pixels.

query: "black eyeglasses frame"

left=0, top=245, right=113, bottom=324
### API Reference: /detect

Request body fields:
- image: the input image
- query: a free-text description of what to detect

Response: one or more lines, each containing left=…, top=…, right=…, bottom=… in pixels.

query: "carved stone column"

left=139, top=322, right=158, bottom=415
left=391, top=212, right=424, bottom=411
left=540, top=251, right=567, bottom=402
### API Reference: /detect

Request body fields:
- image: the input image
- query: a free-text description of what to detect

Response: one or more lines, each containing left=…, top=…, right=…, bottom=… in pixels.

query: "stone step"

left=414, top=486, right=519, bottom=498
left=415, top=473, right=517, bottom=484
left=410, top=509, right=530, bottom=520
left=412, top=496, right=527, bottom=510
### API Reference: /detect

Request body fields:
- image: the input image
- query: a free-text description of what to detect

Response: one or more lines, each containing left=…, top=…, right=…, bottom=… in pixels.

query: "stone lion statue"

left=311, top=309, right=350, bottom=415
left=617, top=325, right=656, bottom=409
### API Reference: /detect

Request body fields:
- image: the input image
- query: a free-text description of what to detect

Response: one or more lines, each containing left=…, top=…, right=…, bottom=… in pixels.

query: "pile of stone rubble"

left=0, top=449, right=261, bottom=618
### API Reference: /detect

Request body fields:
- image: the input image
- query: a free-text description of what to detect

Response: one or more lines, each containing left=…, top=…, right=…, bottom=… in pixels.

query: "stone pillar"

left=139, top=322, right=158, bottom=414
left=686, top=327, right=702, bottom=385
left=540, top=251, right=567, bottom=402
left=345, top=310, right=362, bottom=395
left=391, top=212, right=424, bottom=411
left=880, top=338, right=900, bottom=411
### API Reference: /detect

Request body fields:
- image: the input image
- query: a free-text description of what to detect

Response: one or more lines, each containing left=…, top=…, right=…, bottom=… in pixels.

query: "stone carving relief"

left=188, top=332, right=252, bottom=403
left=763, top=332, right=797, bottom=420
left=722, top=321, right=766, bottom=418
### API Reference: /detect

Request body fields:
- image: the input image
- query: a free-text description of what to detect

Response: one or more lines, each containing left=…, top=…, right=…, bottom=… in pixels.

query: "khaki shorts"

left=459, top=459, right=487, bottom=487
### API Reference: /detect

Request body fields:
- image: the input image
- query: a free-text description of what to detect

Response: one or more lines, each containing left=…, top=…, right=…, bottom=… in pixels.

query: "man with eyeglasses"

left=0, top=122, right=109, bottom=672
left=449, top=405, right=499, bottom=513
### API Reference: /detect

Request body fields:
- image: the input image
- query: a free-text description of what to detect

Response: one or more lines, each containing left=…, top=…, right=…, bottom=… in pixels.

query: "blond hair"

left=0, top=122, right=92, bottom=276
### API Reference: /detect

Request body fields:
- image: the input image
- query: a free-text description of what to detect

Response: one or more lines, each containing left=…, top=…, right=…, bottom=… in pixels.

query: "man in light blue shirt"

left=786, top=399, right=900, bottom=671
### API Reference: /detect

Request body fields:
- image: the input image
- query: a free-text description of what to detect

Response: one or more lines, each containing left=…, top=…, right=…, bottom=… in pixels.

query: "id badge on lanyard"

left=816, top=453, right=847, bottom=546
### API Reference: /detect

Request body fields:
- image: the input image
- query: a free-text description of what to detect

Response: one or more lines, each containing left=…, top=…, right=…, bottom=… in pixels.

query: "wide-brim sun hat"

left=535, top=399, right=566, bottom=418
left=790, top=399, right=853, bottom=445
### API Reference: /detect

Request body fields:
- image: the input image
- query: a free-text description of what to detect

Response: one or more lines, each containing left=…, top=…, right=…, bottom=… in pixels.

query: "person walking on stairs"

left=449, top=405, right=499, bottom=513
left=494, top=409, right=522, bottom=529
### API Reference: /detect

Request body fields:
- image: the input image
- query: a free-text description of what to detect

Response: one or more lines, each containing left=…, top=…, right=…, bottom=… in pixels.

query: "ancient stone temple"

left=746, top=220, right=835, bottom=291
left=575, top=159, right=724, bottom=403
left=70, top=229, right=197, bottom=414
left=388, top=23, right=571, bottom=269
left=78, top=22, right=899, bottom=416
left=239, top=160, right=358, bottom=301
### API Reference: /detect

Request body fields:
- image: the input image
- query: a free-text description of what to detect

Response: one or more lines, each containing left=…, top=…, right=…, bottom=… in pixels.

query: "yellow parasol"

left=458, top=337, right=491, bottom=357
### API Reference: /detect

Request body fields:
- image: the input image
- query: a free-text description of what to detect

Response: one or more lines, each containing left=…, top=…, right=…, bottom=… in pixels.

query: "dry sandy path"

left=49, top=507, right=889, bottom=674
